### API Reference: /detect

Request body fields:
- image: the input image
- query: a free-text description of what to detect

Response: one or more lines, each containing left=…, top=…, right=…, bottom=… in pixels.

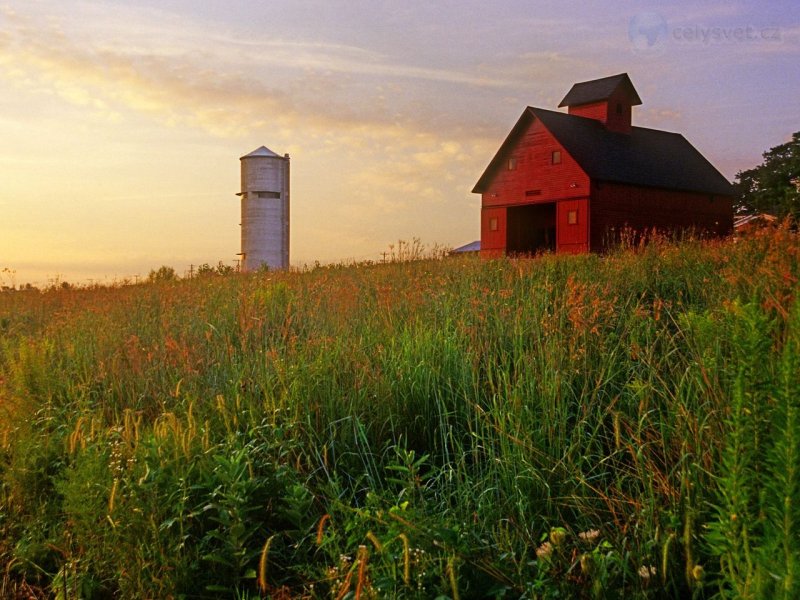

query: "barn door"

left=557, top=198, right=589, bottom=253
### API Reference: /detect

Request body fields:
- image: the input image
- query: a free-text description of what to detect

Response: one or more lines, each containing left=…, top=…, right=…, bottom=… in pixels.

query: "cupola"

left=558, top=73, right=642, bottom=134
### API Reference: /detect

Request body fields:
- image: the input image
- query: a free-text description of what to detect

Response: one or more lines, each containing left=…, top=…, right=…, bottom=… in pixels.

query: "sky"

left=0, top=1, right=798, bottom=286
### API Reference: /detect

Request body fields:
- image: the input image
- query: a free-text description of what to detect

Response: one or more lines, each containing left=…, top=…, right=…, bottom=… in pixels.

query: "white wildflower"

left=578, top=529, right=600, bottom=542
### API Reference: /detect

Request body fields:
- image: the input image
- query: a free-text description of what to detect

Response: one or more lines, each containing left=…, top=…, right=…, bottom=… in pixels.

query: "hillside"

left=1, top=227, right=798, bottom=599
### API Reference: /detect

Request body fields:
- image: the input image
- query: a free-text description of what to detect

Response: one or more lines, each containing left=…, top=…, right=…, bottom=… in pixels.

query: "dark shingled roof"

left=558, top=73, right=642, bottom=107
left=472, top=107, right=734, bottom=196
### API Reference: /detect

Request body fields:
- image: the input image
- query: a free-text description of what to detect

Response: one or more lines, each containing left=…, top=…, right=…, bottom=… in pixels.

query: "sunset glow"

left=1, top=1, right=797, bottom=286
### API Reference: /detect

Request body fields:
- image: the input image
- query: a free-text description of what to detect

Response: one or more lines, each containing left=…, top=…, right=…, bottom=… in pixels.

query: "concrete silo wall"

left=239, top=149, right=289, bottom=271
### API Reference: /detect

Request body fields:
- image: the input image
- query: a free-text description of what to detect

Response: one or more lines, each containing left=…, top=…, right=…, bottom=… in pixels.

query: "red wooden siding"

left=481, top=119, right=590, bottom=209
left=568, top=86, right=633, bottom=134
left=480, top=117, right=591, bottom=256
left=568, top=101, right=607, bottom=121
left=481, top=206, right=506, bottom=256
left=557, top=198, right=589, bottom=253
left=476, top=75, right=733, bottom=258
left=590, top=182, right=734, bottom=251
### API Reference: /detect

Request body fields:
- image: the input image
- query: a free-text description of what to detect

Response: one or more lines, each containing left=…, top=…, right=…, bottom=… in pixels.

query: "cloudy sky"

left=0, top=0, right=797, bottom=285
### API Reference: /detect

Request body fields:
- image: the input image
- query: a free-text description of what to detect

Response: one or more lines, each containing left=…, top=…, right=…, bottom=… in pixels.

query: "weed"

left=0, top=229, right=798, bottom=597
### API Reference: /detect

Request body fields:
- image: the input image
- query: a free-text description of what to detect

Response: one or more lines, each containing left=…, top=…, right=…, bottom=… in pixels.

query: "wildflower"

left=638, top=565, right=657, bottom=580
left=549, top=527, right=567, bottom=546
left=692, top=564, right=705, bottom=582
left=535, top=541, right=552, bottom=559
left=578, top=529, right=600, bottom=542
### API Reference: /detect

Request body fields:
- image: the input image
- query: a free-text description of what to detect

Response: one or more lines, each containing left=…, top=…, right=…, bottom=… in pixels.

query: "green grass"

left=0, top=226, right=798, bottom=599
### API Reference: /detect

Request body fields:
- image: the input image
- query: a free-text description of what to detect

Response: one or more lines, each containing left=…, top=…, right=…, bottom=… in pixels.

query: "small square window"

left=567, top=210, right=577, bottom=225
left=552, top=150, right=561, bottom=165
left=507, top=157, right=517, bottom=170
left=489, top=217, right=499, bottom=231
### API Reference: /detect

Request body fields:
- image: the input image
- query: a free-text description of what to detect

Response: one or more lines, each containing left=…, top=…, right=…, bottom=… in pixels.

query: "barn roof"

left=450, top=240, right=481, bottom=254
left=558, top=73, right=642, bottom=107
left=472, top=107, right=734, bottom=196
left=734, top=213, right=777, bottom=229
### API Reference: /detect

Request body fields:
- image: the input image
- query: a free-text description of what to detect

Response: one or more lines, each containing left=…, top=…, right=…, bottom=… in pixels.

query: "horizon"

left=1, top=1, right=798, bottom=287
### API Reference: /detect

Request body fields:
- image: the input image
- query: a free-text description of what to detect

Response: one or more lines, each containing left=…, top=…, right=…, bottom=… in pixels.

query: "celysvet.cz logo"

left=629, top=12, right=669, bottom=55
left=672, top=24, right=781, bottom=44
left=629, top=12, right=782, bottom=55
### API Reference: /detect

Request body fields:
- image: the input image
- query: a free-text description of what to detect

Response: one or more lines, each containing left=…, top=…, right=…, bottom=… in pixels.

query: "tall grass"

left=0, top=225, right=798, bottom=598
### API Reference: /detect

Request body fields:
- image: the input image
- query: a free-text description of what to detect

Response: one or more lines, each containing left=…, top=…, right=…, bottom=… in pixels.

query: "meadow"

left=0, top=226, right=798, bottom=599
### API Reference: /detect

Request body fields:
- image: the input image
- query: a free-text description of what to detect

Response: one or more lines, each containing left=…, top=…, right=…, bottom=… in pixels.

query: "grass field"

left=1, top=226, right=798, bottom=599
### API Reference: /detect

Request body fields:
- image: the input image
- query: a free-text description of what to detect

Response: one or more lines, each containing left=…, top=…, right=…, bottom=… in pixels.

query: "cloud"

left=0, top=0, right=624, bottom=151
left=24, top=1, right=522, bottom=87
left=640, top=107, right=683, bottom=128
left=663, top=3, right=746, bottom=23
left=224, top=37, right=517, bottom=88
left=0, top=6, right=540, bottom=196
left=0, top=4, right=522, bottom=140
left=0, top=3, right=503, bottom=274
left=5, top=0, right=790, bottom=285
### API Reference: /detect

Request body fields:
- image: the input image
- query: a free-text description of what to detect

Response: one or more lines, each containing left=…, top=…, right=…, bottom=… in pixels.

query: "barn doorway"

left=506, top=203, right=556, bottom=254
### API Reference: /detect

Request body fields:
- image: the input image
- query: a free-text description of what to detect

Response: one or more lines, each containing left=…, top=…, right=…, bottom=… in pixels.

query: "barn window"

left=567, top=210, right=578, bottom=225
left=489, top=217, right=498, bottom=231
left=256, top=191, right=281, bottom=199
left=616, top=103, right=623, bottom=115
left=551, top=150, right=561, bottom=165
left=507, top=157, right=517, bottom=170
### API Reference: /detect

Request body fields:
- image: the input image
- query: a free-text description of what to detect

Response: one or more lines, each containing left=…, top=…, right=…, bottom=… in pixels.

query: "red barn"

left=473, top=74, right=734, bottom=256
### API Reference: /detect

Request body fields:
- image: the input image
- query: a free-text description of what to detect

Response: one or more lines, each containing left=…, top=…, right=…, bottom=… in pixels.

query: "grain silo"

left=237, top=146, right=290, bottom=271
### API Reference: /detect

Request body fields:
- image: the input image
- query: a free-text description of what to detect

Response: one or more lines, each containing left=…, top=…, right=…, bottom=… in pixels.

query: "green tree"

left=735, top=132, right=800, bottom=219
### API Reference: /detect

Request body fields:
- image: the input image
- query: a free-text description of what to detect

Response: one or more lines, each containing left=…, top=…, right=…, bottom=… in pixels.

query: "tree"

left=147, top=265, right=178, bottom=283
left=195, top=261, right=235, bottom=277
left=735, top=132, right=800, bottom=219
